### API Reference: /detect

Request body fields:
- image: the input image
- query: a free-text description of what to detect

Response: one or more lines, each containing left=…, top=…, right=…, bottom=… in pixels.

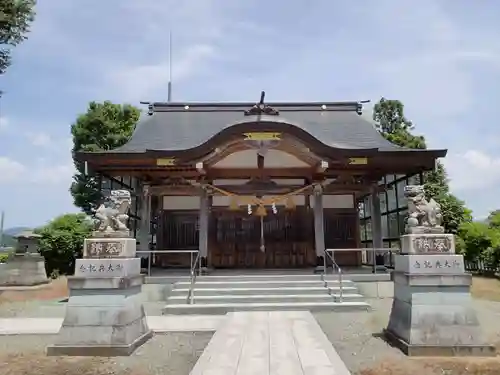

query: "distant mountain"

left=3, top=227, right=32, bottom=236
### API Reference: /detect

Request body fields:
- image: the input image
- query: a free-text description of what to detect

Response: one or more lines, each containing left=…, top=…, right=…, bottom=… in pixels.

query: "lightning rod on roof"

left=0, top=211, right=4, bottom=248
left=167, top=31, right=173, bottom=103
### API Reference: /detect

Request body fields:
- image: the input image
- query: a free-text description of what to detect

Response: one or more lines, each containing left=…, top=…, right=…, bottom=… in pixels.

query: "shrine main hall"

left=77, top=95, right=446, bottom=270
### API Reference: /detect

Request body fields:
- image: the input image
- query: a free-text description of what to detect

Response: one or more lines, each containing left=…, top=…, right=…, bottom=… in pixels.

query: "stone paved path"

left=1, top=311, right=352, bottom=374
left=0, top=315, right=227, bottom=334
left=190, top=311, right=351, bottom=375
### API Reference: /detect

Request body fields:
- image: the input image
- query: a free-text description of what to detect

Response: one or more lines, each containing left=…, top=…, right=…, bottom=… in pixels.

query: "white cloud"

left=0, top=157, right=25, bottom=183
left=0, top=117, right=8, bottom=132
left=107, top=44, right=216, bottom=102
left=444, top=150, right=500, bottom=191
left=25, top=132, right=52, bottom=147
left=31, top=162, right=74, bottom=185
left=0, top=156, right=73, bottom=185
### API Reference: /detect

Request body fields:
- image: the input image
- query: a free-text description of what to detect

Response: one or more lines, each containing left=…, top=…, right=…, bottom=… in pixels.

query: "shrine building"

left=77, top=94, right=446, bottom=270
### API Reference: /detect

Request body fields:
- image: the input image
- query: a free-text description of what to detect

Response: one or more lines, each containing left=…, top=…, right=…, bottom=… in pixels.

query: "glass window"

left=130, top=194, right=137, bottom=214
left=387, top=184, right=397, bottom=211
left=364, top=196, right=371, bottom=218
left=408, top=174, right=421, bottom=185
left=365, top=219, right=372, bottom=240
left=388, top=212, right=399, bottom=238
left=381, top=214, right=389, bottom=238
left=101, top=178, right=111, bottom=189
left=358, top=202, right=366, bottom=218
left=398, top=210, right=408, bottom=235
left=386, top=174, right=395, bottom=184
left=396, top=179, right=407, bottom=209
left=378, top=176, right=385, bottom=185
left=395, top=174, right=406, bottom=181
left=360, top=222, right=367, bottom=241
left=379, top=191, right=388, bottom=214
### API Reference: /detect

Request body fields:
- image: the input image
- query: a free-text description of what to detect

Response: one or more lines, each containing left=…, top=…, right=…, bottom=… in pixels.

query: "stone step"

left=162, top=301, right=371, bottom=315
left=170, top=285, right=358, bottom=296
left=167, top=293, right=365, bottom=304
left=194, top=274, right=346, bottom=282
left=174, top=279, right=354, bottom=289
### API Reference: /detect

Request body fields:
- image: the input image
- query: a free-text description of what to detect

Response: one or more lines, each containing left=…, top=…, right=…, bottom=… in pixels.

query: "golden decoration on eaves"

left=255, top=205, right=267, bottom=217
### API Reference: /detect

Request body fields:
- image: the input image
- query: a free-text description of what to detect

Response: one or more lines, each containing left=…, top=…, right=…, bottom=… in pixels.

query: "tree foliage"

left=37, top=213, right=93, bottom=276
left=373, top=98, right=426, bottom=149
left=458, top=212, right=500, bottom=272
left=487, top=210, right=500, bottom=229
left=70, top=101, right=141, bottom=215
left=0, top=0, right=36, bottom=75
left=424, top=162, right=472, bottom=234
left=373, top=97, right=471, bottom=234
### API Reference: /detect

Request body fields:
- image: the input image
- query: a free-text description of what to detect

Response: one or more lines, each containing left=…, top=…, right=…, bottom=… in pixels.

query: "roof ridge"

left=145, top=101, right=364, bottom=114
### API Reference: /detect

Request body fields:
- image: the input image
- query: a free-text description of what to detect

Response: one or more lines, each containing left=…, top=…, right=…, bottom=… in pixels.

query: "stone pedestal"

left=0, top=253, right=49, bottom=287
left=47, top=237, right=152, bottom=356
left=384, top=233, right=495, bottom=356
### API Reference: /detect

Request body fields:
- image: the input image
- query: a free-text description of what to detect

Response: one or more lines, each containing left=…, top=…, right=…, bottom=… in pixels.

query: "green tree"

left=487, top=210, right=500, bottom=229
left=424, top=162, right=472, bottom=234
left=373, top=97, right=471, bottom=234
left=37, top=213, right=93, bottom=276
left=373, top=98, right=426, bottom=149
left=0, top=0, right=36, bottom=75
left=70, top=101, right=140, bottom=214
left=458, top=221, right=494, bottom=262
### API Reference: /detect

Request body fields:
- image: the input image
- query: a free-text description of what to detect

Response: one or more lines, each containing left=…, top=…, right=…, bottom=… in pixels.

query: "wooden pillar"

left=139, top=184, right=151, bottom=258
left=313, top=185, right=326, bottom=271
left=370, top=185, right=383, bottom=271
left=199, top=189, right=209, bottom=270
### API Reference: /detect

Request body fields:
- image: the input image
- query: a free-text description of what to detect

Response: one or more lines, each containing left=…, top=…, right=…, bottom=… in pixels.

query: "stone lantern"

left=0, top=230, right=49, bottom=286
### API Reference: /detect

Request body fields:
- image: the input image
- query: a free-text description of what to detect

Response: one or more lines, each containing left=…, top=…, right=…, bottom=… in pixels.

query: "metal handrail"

left=187, top=251, right=201, bottom=304
left=136, top=249, right=200, bottom=276
left=326, top=248, right=401, bottom=272
left=322, top=248, right=401, bottom=252
left=323, top=249, right=343, bottom=303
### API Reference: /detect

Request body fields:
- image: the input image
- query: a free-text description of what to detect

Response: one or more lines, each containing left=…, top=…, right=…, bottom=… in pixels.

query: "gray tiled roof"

left=112, top=102, right=414, bottom=153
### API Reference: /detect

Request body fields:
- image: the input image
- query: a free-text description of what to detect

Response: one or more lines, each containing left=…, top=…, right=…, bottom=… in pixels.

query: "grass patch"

left=471, top=276, right=500, bottom=302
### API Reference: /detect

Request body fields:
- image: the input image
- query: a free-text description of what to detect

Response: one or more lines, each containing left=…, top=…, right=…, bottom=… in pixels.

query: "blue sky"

left=1, top=0, right=500, bottom=228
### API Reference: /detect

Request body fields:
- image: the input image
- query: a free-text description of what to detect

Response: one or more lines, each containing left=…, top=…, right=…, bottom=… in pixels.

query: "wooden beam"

left=207, top=167, right=314, bottom=179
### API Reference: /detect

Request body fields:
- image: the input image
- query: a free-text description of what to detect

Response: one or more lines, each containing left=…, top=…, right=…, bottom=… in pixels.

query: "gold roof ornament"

left=229, top=196, right=239, bottom=211
left=255, top=205, right=267, bottom=217
left=285, top=197, right=296, bottom=210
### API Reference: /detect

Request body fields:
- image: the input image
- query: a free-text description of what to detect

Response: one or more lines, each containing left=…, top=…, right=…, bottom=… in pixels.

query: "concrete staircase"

left=162, top=273, right=370, bottom=314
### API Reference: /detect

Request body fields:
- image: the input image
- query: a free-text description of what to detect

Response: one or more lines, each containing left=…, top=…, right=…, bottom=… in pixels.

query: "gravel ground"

left=314, top=298, right=500, bottom=374
left=0, top=332, right=212, bottom=375
left=0, top=301, right=166, bottom=318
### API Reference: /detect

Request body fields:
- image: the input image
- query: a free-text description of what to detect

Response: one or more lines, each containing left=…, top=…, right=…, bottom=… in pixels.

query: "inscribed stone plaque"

left=83, top=237, right=136, bottom=258
left=74, top=258, right=141, bottom=278
left=401, top=233, right=455, bottom=255
left=394, top=254, right=465, bottom=274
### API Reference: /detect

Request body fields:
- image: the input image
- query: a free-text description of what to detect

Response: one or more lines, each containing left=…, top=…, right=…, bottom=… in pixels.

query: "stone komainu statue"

left=94, top=190, right=131, bottom=233
left=403, top=185, right=444, bottom=234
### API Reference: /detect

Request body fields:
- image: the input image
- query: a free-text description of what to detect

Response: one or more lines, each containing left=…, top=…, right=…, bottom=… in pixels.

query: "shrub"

left=38, top=213, right=93, bottom=275
left=0, top=253, right=9, bottom=263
